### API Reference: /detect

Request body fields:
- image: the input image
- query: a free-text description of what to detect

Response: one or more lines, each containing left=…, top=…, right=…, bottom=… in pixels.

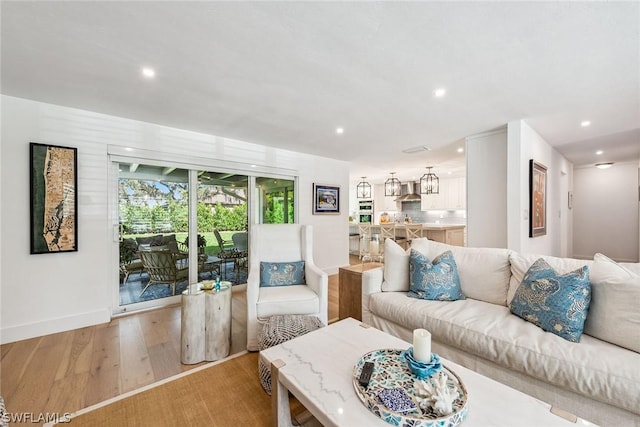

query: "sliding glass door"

left=111, top=154, right=296, bottom=314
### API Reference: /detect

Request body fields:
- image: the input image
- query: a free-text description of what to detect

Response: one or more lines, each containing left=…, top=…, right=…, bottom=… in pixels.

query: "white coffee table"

left=260, top=317, right=595, bottom=427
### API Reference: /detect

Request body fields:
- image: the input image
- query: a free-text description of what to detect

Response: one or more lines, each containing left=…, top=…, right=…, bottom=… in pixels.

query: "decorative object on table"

left=313, top=183, right=340, bottom=214
left=353, top=348, right=467, bottom=427
left=412, top=329, right=431, bottom=362
left=529, top=159, right=547, bottom=237
left=215, top=275, right=221, bottom=291
left=201, top=280, right=214, bottom=290
left=29, top=142, right=78, bottom=254
left=378, top=388, right=417, bottom=414
left=402, top=347, right=441, bottom=380
left=362, top=234, right=383, bottom=263
left=414, top=371, right=460, bottom=416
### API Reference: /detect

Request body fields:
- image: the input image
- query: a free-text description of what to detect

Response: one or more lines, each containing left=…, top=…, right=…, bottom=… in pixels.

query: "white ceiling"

left=2, top=1, right=638, bottom=185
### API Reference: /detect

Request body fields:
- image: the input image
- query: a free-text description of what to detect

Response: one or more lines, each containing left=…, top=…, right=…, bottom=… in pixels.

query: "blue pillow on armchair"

left=408, top=250, right=465, bottom=301
left=260, top=261, right=306, bottom=287
left=509, top=258, right=591, bottom=342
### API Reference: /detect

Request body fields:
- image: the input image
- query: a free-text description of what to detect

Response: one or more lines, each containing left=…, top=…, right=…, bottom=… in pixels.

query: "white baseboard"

left=1, top=308, right=111, bottom=344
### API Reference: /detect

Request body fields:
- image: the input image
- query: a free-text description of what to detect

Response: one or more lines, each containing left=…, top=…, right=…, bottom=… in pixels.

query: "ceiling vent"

left=402, top=146, right=432, bottom=154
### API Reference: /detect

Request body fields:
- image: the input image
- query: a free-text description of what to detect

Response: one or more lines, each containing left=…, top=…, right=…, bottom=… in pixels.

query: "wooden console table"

left=339, top=263, right=383, bottom=321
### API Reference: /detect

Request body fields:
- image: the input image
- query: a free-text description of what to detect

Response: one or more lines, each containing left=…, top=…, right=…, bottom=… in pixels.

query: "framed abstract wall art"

left=30, top=143, right=78, bottom=254
left=529, top=159, right=547, bottom=237
left=313, top=183, right=340, bottom=215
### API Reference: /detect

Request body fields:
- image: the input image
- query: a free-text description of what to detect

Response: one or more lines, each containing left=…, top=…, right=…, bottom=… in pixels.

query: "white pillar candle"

left=370, top=240, right=379, bottom=256
left=413, top=329, right=432, bottom=363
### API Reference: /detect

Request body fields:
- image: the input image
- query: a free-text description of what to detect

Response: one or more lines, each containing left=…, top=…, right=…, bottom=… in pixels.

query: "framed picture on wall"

left=529, top=159, right=547, bottom=237
left=30, top=142, right=78, bottom=254
left=313, top=183, right=340, bottom=215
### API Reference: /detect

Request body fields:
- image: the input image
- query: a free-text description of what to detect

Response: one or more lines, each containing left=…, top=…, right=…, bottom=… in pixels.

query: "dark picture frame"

left=30, top=142, right=78, bottom=254
left=313, top=183, right=340, bottom=215
left=529, top=159, right=547, bottom=238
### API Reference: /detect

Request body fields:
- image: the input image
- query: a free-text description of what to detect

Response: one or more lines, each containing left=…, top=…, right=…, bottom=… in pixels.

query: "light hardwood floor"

left=0, top=273, right=341, bottom=425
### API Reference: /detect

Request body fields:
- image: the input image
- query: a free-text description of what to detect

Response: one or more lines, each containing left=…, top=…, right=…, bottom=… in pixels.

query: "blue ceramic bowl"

left=402, top=347, right=442, bottom=379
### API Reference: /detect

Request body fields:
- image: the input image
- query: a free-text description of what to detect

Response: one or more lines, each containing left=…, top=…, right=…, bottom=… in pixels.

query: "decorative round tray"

left=353, top=349, right=468, bottom=427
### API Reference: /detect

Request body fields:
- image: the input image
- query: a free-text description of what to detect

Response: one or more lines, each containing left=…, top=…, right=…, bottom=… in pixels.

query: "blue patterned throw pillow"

left=509, top=258, right=591, bottom=342
left=260, top=261, right=305, bottom=287
left=408, top=250, right=465, bottom=301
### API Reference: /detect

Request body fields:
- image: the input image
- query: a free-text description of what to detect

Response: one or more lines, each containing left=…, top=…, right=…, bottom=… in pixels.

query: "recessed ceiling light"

left=595, top=162, right=614, bottom=169
left=433, top=88, right=446, bottom=98
left=336, top=127, right=344, bottom=134
left=250, top=164, right=257, bottom=168
left=456, top=147, right=464, bottom=153
left=142, top=67, right=156, bottom=78
left=595, top=150, right=603, bottom=155
left=580, top=120, right=591, bottom=127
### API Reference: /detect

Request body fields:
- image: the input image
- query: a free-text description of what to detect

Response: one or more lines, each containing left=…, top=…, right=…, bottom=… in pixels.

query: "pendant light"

left=384, top=172, right=401, bottom=197
left=420, top=167, right=440, bottom=194
left=356, top=176, right=372, bottom=199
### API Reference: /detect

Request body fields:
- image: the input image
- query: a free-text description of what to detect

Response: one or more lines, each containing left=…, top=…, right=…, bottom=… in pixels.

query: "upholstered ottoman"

left=258, top=314, right=324, bottom=394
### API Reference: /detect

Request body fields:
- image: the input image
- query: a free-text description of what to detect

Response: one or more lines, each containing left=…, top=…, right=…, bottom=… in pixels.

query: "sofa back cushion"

left=381, top=238, right=410, bottom=291
left=584, top=253, right=640, bottom=352
left=411, top=239, right=511, bottom=306
left=508, top=253, right=594, bottom=305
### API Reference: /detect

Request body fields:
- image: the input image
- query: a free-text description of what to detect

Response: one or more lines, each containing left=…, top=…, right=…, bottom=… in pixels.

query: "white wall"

left=572, top=162, right=639, bottom=262
left=466, top=121, right=572, bottom=255
left=1, top=95, right=350, bottom=344
left=466, top=127, right=508, bottom=248
left=506, top=120, right=572, bottom=256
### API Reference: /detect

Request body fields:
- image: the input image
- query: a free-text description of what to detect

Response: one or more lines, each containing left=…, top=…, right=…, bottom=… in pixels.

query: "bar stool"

left=404, top=224, right=424, bottom=245
left=380, top=224, right=407, bottom=249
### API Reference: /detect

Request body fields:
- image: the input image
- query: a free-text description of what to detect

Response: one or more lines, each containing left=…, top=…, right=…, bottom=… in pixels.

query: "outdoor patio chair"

left=138, top=250, right=189, bottom=296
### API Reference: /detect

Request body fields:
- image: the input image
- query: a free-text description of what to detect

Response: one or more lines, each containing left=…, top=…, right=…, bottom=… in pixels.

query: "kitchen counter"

left=349, top=223, right=466, bottom=246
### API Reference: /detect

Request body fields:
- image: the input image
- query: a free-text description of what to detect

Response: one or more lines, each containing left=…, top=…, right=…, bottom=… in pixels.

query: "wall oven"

left=358, top=199, right=374, bottom=223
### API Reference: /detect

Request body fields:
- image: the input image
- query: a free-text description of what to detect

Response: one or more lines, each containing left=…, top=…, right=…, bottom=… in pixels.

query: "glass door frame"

left=108, top=146, right=298, bottom=315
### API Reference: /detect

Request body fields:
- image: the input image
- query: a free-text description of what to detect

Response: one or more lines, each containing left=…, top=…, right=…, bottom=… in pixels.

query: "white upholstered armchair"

left=246, top=224, right=328, bottom=351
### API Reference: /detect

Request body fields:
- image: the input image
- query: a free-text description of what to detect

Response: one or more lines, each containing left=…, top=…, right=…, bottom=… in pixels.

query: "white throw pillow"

left=507, top=253, right=594, bottom=305
left=412, top=239, right=511, bottom=306
left=583, top=253, right=640, bottom=352
left=381, top=238, right=410, bottom=292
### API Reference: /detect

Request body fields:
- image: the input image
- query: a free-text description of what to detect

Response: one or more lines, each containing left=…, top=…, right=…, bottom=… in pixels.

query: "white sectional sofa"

left=361, top=238, right=640, bottom=426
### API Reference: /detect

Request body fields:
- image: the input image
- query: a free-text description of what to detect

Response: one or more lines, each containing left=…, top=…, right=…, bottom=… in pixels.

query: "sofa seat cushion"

left=368, top=292, right=640, bottom=413
left=256, top=285, right=319, bottom=320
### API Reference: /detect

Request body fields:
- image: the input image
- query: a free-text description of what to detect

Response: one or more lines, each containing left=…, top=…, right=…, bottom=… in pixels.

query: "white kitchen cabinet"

left=421, top=177, right=465, bottom=210
left=421, top=191, right=443, bottom=210
left=445, top=176, right=466, bottom=210
left=374, top=184, right=400, bottom=212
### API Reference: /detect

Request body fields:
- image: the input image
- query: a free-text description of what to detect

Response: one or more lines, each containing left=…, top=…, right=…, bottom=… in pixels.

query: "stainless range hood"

left=395, top=181, right=421, bottom=202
